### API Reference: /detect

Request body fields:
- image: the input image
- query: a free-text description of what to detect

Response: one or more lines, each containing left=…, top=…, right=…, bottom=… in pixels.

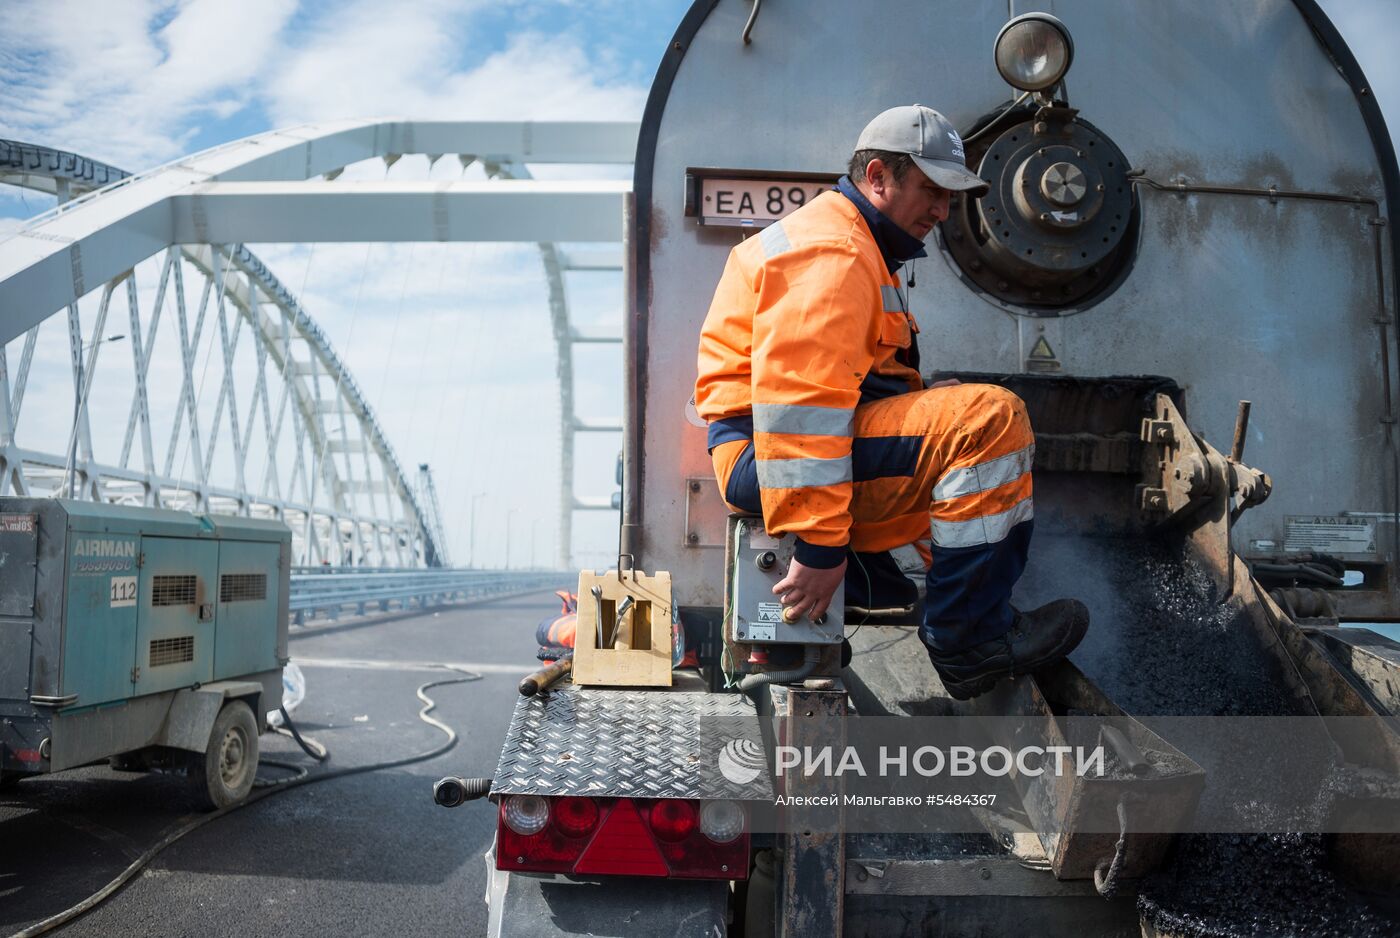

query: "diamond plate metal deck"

left=490, top=685, right=774, bottom=802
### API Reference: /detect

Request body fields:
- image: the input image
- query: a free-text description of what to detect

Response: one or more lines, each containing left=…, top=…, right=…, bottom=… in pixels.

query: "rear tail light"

left=497, top=796, right=748, bottom=880
left=553, top=797, right=600, bottom=838
left=502, top=794, right=550, bottom=836
left=573, top=799, right=670, bottom=877
left=699, top=800, right=745, bottom=844
left=648, top=799, right=697, bottom=842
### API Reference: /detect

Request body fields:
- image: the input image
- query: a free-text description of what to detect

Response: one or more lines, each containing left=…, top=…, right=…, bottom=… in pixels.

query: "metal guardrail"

left=288, top=567, right=569, bottom=624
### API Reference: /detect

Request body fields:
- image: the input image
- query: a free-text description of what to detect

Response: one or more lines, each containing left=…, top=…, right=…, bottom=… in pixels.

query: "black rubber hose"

left=434, top=775, right=493, bottom=807
left=737, top=644, right=821, bottom=692
left=254, top=707, right=330, bottom=789
left=276, top=705, right=329, bottom=761
left=459, top=776, right=492, bottom=799
left=6, top=666, right=481, bottom=938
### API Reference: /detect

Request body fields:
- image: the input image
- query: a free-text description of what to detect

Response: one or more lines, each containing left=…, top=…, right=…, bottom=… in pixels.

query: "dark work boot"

left=927, top=599, right=1090, bottom=701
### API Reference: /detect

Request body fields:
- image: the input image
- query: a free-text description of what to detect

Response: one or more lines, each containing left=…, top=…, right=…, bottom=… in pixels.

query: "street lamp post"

left=64, top=334, right=125, bottom=498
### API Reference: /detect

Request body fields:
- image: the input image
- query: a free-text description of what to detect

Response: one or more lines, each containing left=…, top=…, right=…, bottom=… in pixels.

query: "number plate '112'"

left=110, top=576, right=137, bottom=608
left=688, top=173, right=836, bottom=228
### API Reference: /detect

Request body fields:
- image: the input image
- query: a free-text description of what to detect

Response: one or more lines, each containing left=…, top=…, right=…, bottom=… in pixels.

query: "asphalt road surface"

left=1, top=589, right=567, bottom=937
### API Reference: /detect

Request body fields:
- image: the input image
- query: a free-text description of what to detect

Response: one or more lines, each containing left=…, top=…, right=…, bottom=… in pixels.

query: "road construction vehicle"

left=0, top=499, right=290, bottom=809
left=438, top=2, right=1400, bottom=934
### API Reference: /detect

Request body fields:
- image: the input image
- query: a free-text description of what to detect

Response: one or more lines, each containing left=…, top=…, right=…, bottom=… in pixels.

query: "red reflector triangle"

left=574, top=800, right=669, bottom=877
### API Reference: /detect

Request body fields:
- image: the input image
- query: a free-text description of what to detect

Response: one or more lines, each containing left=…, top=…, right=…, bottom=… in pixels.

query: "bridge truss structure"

left=0, top=122, right=635, bottom=568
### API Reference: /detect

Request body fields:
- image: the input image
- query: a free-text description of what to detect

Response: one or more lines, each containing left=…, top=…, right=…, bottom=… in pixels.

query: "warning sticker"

left=748, top=624, right=776, bottom=641
left=749, top=530, right=780, bottom=550
left=0, top=513, right=35, bottom=533
left=1284, top=516, right=1375, bottom=554
left=1028, top=337, right=1057, bottom=360
left=756, top=602, right=784, bottom=623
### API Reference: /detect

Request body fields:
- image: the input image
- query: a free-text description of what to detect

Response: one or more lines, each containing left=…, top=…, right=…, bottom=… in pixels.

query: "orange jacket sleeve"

left=695, top=249, right=756, bottom=421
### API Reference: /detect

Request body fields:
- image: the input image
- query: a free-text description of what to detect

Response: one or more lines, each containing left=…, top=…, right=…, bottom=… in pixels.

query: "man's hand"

left=773, top=557, right=847, bottom=623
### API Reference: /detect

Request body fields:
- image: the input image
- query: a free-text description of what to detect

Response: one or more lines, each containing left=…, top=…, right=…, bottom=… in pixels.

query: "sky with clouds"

left=0, top=0, right=1396, bottom=569
left=0, top=0, right=691, bottom=569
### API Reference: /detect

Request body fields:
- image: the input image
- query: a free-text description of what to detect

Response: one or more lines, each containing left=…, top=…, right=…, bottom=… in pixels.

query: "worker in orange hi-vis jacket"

left=695, top=105, right=1090, bottom=700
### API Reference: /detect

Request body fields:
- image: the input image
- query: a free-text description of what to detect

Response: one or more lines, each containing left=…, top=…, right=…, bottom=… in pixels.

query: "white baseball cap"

left=855, top=104, right=989, bottom=196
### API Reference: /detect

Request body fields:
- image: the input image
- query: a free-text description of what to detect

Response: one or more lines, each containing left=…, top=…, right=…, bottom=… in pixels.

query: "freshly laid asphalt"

left=0, top=589, right=568, bottom=937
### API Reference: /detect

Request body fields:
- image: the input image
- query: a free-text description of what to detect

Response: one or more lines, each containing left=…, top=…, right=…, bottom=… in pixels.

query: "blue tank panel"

left=213, top=539, right=285, bottom=681
left=59, top=529, right=139, bottom=707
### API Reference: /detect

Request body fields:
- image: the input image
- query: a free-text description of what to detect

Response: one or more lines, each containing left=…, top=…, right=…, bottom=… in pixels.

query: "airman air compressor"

left=0, top=498, right=290, bottom=808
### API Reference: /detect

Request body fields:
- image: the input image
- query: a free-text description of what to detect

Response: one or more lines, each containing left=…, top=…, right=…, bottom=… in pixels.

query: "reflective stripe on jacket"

left=695, top=191, right=922, bottom=560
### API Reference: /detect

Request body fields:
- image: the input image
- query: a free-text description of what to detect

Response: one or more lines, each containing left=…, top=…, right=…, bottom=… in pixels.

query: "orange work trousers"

left=711, top=383, right=1035, bottom=652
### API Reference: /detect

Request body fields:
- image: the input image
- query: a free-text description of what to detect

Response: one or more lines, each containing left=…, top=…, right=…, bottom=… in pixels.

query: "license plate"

left=697, top=177, right=833, bottom=227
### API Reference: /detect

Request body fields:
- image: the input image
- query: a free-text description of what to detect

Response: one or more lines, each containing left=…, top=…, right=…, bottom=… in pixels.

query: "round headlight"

left=502, top=794, right=550, bottom=836
left=994, top=13, right=1074, bottom=93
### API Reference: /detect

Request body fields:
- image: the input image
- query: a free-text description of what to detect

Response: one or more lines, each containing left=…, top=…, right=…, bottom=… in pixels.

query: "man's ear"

left=866, top=158, right=890, bottom=195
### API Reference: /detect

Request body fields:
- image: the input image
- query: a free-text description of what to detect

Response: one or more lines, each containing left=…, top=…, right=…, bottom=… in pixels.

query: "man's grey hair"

left=847, top=149, right=917, bottom=184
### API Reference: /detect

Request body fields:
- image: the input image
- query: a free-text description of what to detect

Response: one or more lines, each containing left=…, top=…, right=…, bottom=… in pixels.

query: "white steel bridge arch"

left=0, top=121, right=635, bottom=568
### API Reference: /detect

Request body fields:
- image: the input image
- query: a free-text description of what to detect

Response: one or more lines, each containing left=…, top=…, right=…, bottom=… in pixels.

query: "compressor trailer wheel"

left=194, top=700, right=259, bottom=810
